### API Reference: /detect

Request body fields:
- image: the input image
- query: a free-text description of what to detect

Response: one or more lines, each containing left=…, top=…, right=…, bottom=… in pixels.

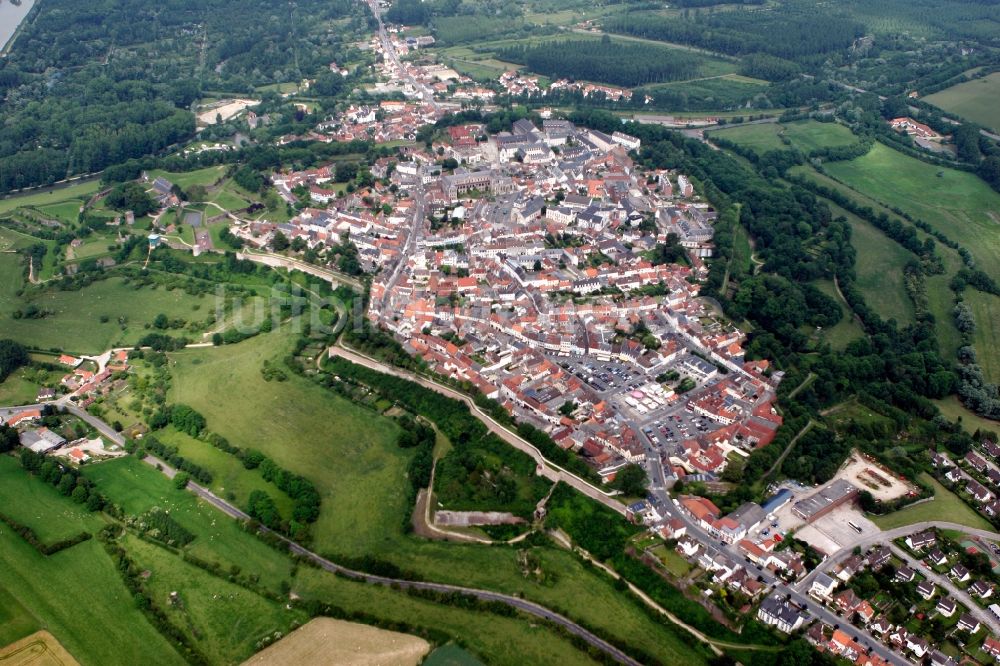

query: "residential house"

left=906, top=635, right=930, bottom=659
left=906, top=531, right=936, bottom=551
left=957, top=612, right=981, bottom=634
left=895, top=566, right=916, bottom=583
left=757, top=594, right=805, bottom=634
left=950, top=563, right=971, bottom=582
left=810, top=573, right=837, bottom=601
left=927, top=548, right=948, bottom=566
left=971, top=580, right=994, bottom=599
left=936, top=596, right=957, bottom=618
left=916, top=579, right=936, bottom=601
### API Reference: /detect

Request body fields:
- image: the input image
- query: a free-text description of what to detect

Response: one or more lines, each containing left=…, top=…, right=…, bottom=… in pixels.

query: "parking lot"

left=795, top=505, right=880, bottom=556
left=557, top=357, right=646, bottom=395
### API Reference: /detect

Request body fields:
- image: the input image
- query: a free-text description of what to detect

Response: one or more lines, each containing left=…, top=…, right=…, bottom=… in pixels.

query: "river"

left=0, top=0, right=35, bottom=52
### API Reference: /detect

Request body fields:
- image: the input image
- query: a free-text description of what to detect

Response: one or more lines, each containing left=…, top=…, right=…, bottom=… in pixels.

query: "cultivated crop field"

left=0, top=631, right=79, bottom=666
left=242, top=617, right=430, bottom=666
left=823, top=143, right=1000, bottom=284
left=925, top=72, right=1000, bottom=131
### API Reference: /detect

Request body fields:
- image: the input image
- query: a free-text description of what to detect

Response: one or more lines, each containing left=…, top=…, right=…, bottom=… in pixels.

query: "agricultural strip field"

left=924, top=72, right=1000, bottom=132
left=963, top=290, right=1000, bottom=384
left=872, top=473, right=994, bottom=532
left=0, top=485, right=186, bottom=665
left=0, top=278, right=211, bottom=354
left=242, top=617, right=430, bottom=666
left=0, top=457, right=105, bottom=543
left=166, top=332, right=713, bottom=665
left=822, top=143, right=1000, bottom=284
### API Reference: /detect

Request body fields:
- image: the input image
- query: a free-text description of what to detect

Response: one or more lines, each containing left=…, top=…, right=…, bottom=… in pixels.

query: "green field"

left=824, top=143, right=1000, bottom=284
left=0, top=584, right=40, bottom=647
left=83, top=457, right=297, bottom=595
left=872, top=474, right=994, bottom=531
left=925, top=72, right=1000, bottom=132
left=0, top=525, right=186, bottom=665
left=781, top=121, right=858, bottom=154
left=710, top=120, right=859, bottom=155
left=934, top=396, right=1000, bottom=436
left=1, top=277, right=210, bottom=354
left=710, top=122, right=784, bottom=152
left=0, top=372, right=42, bottom=406
left=147, top=167, right=227, bottom=191
left=166, top=333, right=409, bottom=556
left=0, top=181, right=100, bottom=216
left=167, top=332, right=713, bottom=664
left=0, top=457, right=106, bottom=543
left=125, top=535, right=305, bottom=665
left=153, top=427, right=296, bottom=520
left=641, top=74, right=769, bottom=111
left=833, top=203, right=916, bottom=325
left=965, top=290, right=1000, bottom=384
left=810, top=279, right=865, bottom=348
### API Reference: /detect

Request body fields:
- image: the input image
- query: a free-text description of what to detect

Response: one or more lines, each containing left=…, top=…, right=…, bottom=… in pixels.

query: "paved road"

left=328, top=344, right=627, bottom=516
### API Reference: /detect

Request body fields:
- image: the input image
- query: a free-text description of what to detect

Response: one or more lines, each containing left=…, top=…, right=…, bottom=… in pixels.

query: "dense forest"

left=604, top=8, right=865, bottom=63
left=0, top=0, right=363, bottom=193
left=497, top=37, right=702, bottom=87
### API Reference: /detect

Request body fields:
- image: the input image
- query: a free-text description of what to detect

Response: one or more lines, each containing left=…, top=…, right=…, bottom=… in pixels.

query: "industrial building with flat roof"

left=791, top=479, right=860, bottom=523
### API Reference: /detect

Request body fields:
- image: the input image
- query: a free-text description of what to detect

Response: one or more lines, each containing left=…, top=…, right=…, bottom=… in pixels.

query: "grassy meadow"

left=925, top=72, right=1000, bottom=131
left=872, top=474, right=994, bottom=532
left=823, top=143, right=1000, bottom=284
left=0, top=457, right=106, bottom=543
left=964, top=290, right=1000, bottom=384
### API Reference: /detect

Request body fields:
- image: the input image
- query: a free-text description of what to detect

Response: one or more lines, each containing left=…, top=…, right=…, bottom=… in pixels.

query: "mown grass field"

left=0, top=372, right=42, bottom=406
left=0, top=457, right=105, bottom=543
left=147, top=167, right=226, bottom=191
left=83, top=457, right=297, bottom=595
left=1, top=278, right=210, bottom=353
left=244, top=617, right=430, bottom=666
left=124, top=535, right=306, bottom=665
left=641, top=74, right=769, bottom=111
left=824, top=143, right=1000, bottom=284
left=710, top=122, right=783, bottom=152
left=934, top=395, right=1000, bottom=435
left=872, top=473, right=994, bottom=531
left=964, top=290, right=1000, bottom=384
left=0, top=518, right=186, bottom=665
left=925, top=72, right=1000, bottom=131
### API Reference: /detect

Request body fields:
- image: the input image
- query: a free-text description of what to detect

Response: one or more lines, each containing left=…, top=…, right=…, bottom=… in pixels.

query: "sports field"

left=925, top=72, right=1000, bottom=131
left=241, top=618, right=430, bottom=666
left=824, top=143, right=1000, bottom=284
